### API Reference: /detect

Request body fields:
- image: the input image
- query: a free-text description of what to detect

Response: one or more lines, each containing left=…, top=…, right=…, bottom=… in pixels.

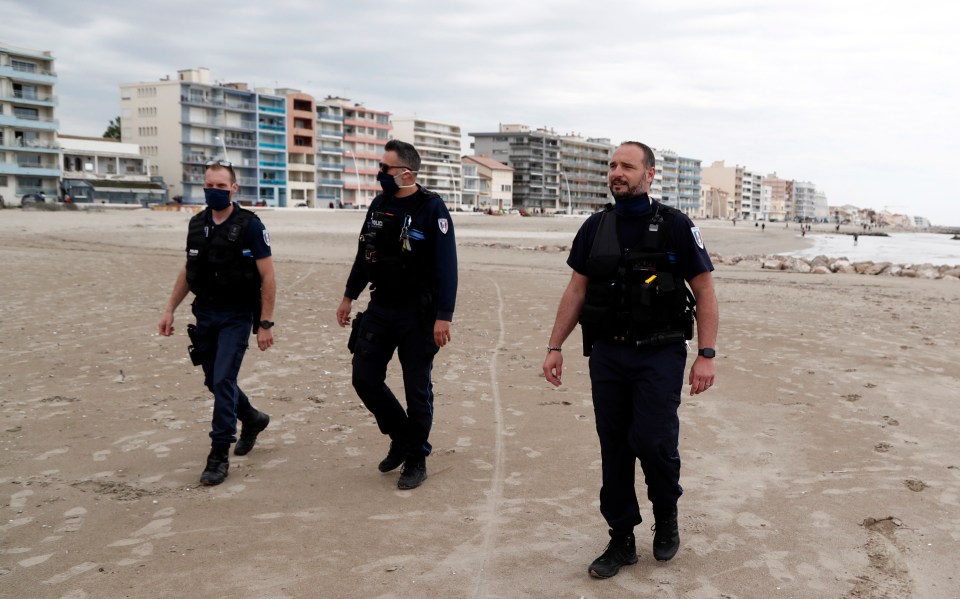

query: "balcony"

left=259, top=160, right=286, bottom=168
left=258, top=123, right=285, bottom=131
left=0, top=64, right=57, bottom=85
left=0, top=137, right=60, bottom=153
left=0, top=161, right=61, bottom=177
left=260, top=179, right=286, bottom=186
left=0, top=90, right=57, bottom=107
left=258, top=105, right=285, bottom=114
left=0, top=114, right=59, bottom=131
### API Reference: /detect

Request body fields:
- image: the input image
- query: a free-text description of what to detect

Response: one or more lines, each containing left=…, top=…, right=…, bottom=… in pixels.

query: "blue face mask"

left=204, top=188, right=232, bottom=210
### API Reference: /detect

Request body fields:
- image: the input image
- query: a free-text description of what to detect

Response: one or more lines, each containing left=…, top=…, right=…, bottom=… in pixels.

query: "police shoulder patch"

left=438, top=218, right=449, bottom=234
left=263, top=230, right=271, bottom=247
left=691, top=227, right=704, bottom=249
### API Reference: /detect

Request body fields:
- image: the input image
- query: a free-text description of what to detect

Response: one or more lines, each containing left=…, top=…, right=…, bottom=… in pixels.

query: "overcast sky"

left=5, top=0, right=959, bottom=224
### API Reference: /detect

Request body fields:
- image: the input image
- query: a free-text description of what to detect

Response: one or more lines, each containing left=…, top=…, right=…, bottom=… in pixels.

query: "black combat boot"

left=200, top=445, right=230, bottom=486
left=588, top=530, right=638, bottom=578
left=234, top=411, right=270, bottom=456
left=378, top=441, right=406, bottom=473
left=652, top=504, right=680, bottom=561
left=397, top=455, right=427, bottom=489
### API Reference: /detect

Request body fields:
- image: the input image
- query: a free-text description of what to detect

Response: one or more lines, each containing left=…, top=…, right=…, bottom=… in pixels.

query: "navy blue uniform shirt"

left=345, top=187, right=458, bottom=321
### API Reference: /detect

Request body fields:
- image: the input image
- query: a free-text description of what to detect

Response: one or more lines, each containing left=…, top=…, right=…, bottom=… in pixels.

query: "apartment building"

left=462, top=155, right=513, bottom=211
left=119, top=68, right=290, bottom=206
left=701, top=160, right=763, bottom=221
left=59, top=134, right=166, bottom=204
left=792, top=181, right=817, bottom=222
left=0, top=42, right=60, bottom=206
left=700, top=184, right=731, bottom=219
left=392, top=117, right=462, bottom=210
left=316, top=97, right=345, bottom=207
left=761, top=173, right=791, bottom=221
left=652, top=148, right=702, bottom=215
left=280, top=89, right=316, bottom=207
left=558, top=134, right=612, bottom=213
left=471, top=125, right=561, bottom=212
left=329, top=98, right=391, bottom=208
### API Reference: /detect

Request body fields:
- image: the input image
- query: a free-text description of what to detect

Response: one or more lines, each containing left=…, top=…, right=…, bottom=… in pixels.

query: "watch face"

left=699, top=348, right=715, bottom=358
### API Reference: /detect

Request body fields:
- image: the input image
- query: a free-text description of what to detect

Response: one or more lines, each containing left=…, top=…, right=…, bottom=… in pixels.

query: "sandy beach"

left=2, top=208, right=959, bottom=599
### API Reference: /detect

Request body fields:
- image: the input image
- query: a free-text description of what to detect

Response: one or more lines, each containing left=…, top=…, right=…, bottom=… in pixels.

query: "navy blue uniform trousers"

left=352, top=299, right=439, bottom=458
left=589, top=339, right=686, bottom=534
left=192, top=304, right=259, bottom=448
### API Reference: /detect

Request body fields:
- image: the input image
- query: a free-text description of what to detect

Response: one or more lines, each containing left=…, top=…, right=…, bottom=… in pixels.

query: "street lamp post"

left=214, top=135, right=228, bottom=161
left=559, top=170, right=572, bottom=215
left=344, top=149, right=363, bottom=208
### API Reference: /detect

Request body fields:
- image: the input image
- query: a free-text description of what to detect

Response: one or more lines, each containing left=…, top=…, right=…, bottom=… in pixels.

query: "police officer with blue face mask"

left=158, top=160, right=277, bottom=486
left=542, top=142, right=718, bottom=579
left=337, top=139, right=458, bottom=490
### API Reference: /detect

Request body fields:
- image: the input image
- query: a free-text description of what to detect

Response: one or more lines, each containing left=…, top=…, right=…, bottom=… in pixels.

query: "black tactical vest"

left=185, top=207, right=262, bottom=309
left=578, top=204, right=695, bottom=351
left=360, top=192, right=434, bottom=297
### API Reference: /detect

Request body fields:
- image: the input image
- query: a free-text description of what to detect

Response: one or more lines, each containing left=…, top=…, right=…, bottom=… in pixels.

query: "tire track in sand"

left=471, top=277, right=507, bottom=599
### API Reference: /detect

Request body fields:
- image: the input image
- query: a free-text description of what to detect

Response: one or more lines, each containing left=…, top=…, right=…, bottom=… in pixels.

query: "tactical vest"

left=360, top=192, right=435, bottom=298
left=185, top=207, right=262, bottom=309
left=578, top=204, right=695, bottom=352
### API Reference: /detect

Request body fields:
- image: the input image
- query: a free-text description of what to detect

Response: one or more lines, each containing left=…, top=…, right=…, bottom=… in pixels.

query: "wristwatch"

left=697, top=348, right=716, bottom=358
left=259, top=320, right=275, bottom=330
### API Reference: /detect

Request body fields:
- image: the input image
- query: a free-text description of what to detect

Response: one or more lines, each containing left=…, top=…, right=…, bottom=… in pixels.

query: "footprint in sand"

left=456, top=437, right=472, bottom=447
left=56, top=507, right=87, bottom=533
left=874, top=442, right=893, bottom=453
left=35, top=447, right=69, bottom=461
left=904, top=479, right=927, bottom=492
left=10, top=489, right=33, bottom=510
left=522, top=447, right=542, bottom=458
left=92, top=449, right=111, bottom=462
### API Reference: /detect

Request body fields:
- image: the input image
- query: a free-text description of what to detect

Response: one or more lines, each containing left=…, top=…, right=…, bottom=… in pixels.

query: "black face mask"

left=377, top=171, right=400, bottom=195
left=204, top=188, right=231, bottom=210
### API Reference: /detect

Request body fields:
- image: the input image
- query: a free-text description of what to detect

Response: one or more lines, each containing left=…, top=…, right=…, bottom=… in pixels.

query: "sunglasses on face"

left=379, top=162, right=411, bottom=173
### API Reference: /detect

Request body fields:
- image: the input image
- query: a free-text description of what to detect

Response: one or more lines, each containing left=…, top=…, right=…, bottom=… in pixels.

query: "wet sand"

left=1, top=209, right=959, bottom=598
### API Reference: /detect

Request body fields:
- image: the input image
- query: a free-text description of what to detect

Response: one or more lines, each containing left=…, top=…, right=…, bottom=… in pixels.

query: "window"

left=11, top=60, right=37, bottom=73
left=501, top=184, right=512, bottom=192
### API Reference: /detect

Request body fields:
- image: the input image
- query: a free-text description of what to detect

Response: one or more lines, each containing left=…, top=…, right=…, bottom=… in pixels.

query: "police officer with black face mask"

left=158, top=160, right=276, bottom=486
left=337, top=139, right=458, bottom=490
left=542, top=142, right=718, bottom=579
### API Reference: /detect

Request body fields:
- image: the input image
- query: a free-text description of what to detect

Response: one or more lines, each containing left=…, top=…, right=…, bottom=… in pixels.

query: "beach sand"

left=1, top=208, right=958, bottom=599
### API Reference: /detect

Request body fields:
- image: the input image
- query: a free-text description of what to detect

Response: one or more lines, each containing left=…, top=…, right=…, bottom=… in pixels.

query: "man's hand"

left=543, top=351, right=563, bottom=387
left=256, top=327, right=274, bottom=351
left=336, top=297, right=352, bottom=327
left=434, top=320, right=452, bottom=347
left=688, top=355, right=715, bottom=395
left=158, top=312, right=175, bottom=336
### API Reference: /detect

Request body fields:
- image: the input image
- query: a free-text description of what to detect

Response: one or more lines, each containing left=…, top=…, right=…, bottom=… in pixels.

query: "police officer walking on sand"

left=337, top=139, right=458, bottom=490
left=158, top=160, right=276, bottom=486
left=542, top=142, right=718, bottom=578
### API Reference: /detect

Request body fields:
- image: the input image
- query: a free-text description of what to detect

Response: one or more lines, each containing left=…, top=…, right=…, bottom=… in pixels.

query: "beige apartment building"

left=392, top=117, right=462, bottom=209
left=761, top=173, right=791, bottom=221
left=324, top=98, right=391, bottom=208
left=701, top=160, right=762, bottom=221
left=0, top=42, right=60, bottom=205
left=280, top=89, right=316, bottom=207
left=120, top=68, right=290, bottom=206
left=462, top=155, right=513, bottom=211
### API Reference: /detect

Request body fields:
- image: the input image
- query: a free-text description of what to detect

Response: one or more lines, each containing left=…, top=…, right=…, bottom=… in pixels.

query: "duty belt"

left=609, top=330, right=686, bottom=348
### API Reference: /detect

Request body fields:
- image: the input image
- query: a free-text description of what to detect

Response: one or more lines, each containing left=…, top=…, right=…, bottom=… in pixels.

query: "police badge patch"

left=691, top=227, right=704, bottom=249
left=263, top=230, right=271, bottom=247
left=438, top=218, right=449, bottom=234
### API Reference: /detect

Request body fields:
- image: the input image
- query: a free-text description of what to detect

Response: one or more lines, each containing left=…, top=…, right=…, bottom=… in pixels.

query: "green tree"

left=104, top=116, right=121, bottom=140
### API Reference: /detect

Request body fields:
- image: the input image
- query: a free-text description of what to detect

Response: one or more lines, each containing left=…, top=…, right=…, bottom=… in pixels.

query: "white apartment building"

left=316, top=97, right=345, bottom=207
left=462, top=155, right=513, bottom=211
left=793, top=181, right=817, bottom=222
left=59, top=135, right=167, bottom=205
left=392, top=117, right=462, bottom=210
left=0, top=42, right=60, bottom=206
left=652, top=148, right=702, bottom=215
left=120, top=68, right=290, bottom=206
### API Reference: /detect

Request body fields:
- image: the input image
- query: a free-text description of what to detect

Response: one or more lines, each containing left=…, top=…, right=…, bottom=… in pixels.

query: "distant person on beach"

left=853, top=233, right=859, bottom=245
left=157, top=160, right=276, bottom=486
left=541, top=142, right=718, bottom=579
left=336, top=140, right=458, bottom=490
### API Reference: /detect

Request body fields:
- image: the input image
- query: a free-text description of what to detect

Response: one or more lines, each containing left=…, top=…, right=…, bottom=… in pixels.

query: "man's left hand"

left=688, top=355, right=715, bottom=395
left=257, top=327, right=274, bottom=351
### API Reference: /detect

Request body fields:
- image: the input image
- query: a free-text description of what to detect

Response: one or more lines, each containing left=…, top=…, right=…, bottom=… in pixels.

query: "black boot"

left=378, top=441, right=406, bottom=473
left=200, top=446, right=230, bottom=486
left=588, top=530, right=638, bottom=578
left=652, top=504, right=680, bottom=561
left=397, top=455, right=427, bottom=489
left=235, top=411, right=270, bottom=456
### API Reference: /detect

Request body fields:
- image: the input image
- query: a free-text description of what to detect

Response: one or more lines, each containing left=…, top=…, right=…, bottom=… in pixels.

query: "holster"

left=347, top=311, right=365, bottom=354
left=186, top=323, right=204, bottom=366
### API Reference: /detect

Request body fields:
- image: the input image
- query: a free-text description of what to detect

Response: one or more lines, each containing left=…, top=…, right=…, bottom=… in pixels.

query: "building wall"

left=761, top=173, right=790, bottom=221
left=0, top=42, right=60, bottom=205
left=341, top=101, right=391, bottom=208
left=652, top=148, right=702, bottom=216
left=472, top=125, right=561, bottom=211
left=392, top=117, right=462, bottom=210
left=559, top=135, right=611, bottom=213
left=462, top=155, right=513, bottom=211
left=284, top=91, right=316, bottom=207
left=315, top=98, right=344, bottom=207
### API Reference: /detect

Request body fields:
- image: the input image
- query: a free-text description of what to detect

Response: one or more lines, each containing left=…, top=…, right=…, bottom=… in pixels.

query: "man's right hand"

left=336, top=297, right=352, bottom=327
left=158, top=312, right=175, bottom=336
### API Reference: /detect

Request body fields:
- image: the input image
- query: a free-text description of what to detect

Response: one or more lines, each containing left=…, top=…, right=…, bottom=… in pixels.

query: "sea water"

left=782, top=233, right=960, bottom=266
